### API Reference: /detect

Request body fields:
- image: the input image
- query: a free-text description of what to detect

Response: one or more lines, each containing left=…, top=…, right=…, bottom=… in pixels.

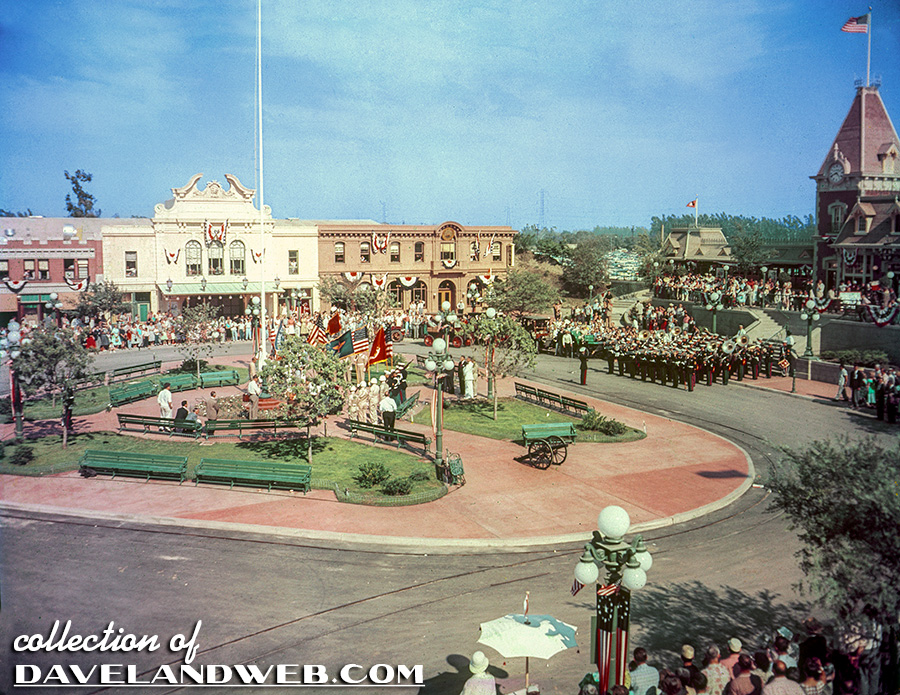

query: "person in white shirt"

left=247, top=376, right=262, bottom=419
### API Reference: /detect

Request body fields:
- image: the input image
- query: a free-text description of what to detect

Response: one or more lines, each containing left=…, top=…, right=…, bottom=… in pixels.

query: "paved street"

left=1, top=343, right=892, bottom=695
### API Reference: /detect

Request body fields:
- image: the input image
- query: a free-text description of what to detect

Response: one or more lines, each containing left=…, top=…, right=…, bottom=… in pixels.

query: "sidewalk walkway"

left=1, top=356, right=754, bottom=548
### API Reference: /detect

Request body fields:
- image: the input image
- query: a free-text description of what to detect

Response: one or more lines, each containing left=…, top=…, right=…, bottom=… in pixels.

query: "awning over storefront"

left=158, top=281, right=283, bottom=296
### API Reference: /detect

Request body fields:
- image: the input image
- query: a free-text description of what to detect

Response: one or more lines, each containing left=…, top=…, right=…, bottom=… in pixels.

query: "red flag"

left=327, top=312, right=342, bottom=335
left=686, top=199, right=697, bottom=208
left=841, top=14, right=869, bottom=33
left=367, top=326, right=392, bottom=366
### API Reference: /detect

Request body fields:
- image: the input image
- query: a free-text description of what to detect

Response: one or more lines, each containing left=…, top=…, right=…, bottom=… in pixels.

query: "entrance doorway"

left=437, top=280, right=455, bottom=310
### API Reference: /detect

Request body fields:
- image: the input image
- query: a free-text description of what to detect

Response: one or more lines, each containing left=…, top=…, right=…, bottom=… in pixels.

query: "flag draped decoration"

left=372, top=273, right=388, bottom=290
left=864, top=304, right=899, bottom=327
left=594, top=585, right=629, bottom=695
left=273, top=319, right=285, bottom=352
left=372, top=231, right=390, bottom=253
left=327, top=312, right=343, bottom=336
left=205, top=220, right=228, bottom=245
left=326, top=330, right=354, bottom=358
left=252, top=250, right=264, bottom=263
left=841, top=14, right=869, bottom=33
left=65, top=277, right=90, bottom=291
left=165, top=249, right=180, bottom=264
left=842, top=249, right=859, bottom=266
left=4, top=279, right=27, bottom=292
left=442, top=259, right=458, bottom=269
left=367, top=326, right=393, bottom=366
left=307, top=314, right=327, bottom=346
left=813, top=297, right=833, bottom=313
left=398, top=276, right=418, bottom=288
left=351, top=327, right=369, bottom=355
left=344, top=271, right=364, bottom=283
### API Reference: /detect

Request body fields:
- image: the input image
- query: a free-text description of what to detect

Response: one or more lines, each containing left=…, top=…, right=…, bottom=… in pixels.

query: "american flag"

left=595, top=585, right=629, bottom=695
left=307, top=314, right=327, bottom=346
left=841, top=14, right=869, bottom=33
left=571, top=578, right=584, bottom=596
left=351, top=327, right=369, bottom=355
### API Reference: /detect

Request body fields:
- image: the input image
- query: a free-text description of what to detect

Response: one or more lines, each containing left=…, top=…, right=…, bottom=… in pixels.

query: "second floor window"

left=230, top=240, right=246, bottom=275
left=64, top=259, right=75, bottom=278
left=185, top=241, right=202, bottom=276
left=334, top=242, right=345, bottom=264
left=125, top=252, right=137, bottom=277
left=0, top=260, right=8, bottom=279
left=492, top=241, right=502, bottom=261
left=77, top=259, right=89, bottom=278
left=288, top=250, right=299, bottom=275
left=440, top=242, right=456, bottom=261
left=360, top=242, right=371, bottom=263
left=23, top=260, right=35, bottom=280
left=415, top=242, right=425, bottom=262
left=38, top=260, right=49, bottom=280
left=208, top=241, right=224, bottom=275
left=390, top=242, right=400, bottom=263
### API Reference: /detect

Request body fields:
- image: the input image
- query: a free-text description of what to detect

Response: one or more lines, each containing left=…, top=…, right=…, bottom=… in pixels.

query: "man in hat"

left=461, top=651, right=495, bottom=695
left=682, top=645, right=701, bottom=682
left=722, top=639, right=744, bottom=679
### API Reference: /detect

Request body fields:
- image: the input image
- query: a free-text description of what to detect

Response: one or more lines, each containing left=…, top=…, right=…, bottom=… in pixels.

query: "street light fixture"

left=242, top=276, right=249, bottom=291
left=4, top=320, right=24, bottom=439
left=200, top=276, right=207, bottom=292
left=424, top=336, right=455, bottom=471
left=573, top=505, right=652, bottom=695
left=799, top=298, right=820, bottom=359
left=705, top=291, right=724, bottom=335
left=588, top=284, right=594, bottom=304
left=166, top=278, right=174, bottom=292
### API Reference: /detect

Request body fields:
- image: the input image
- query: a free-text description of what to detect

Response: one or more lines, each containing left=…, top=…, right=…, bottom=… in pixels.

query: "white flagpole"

left=256, top=0, right=267, bottom=367
left=866, top=7, right=872, bottom=87
left=695, top=197, right=699, bottom=227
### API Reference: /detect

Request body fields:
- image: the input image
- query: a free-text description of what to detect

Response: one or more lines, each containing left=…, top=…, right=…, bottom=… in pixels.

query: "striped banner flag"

left=595, top=584, right=620, bottom=695
left=571, top=577, right=585, bottom=597
left=307, top=314, right=327, bottom=346
left=351, top=327, right=369, bottom=355
left=841, top=14, right=869, bottom=33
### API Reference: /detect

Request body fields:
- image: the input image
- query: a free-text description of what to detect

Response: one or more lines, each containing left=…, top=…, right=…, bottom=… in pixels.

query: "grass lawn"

left=416, top=396, right=646, bottom=444
left=0, top=431, right=442, bottom=499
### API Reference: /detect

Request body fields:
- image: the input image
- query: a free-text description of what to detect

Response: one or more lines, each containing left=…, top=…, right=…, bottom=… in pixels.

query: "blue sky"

left=1, top=1, right=898, bottom=230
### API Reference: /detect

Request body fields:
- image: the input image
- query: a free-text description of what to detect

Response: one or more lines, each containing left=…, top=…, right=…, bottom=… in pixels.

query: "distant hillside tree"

left=489, top=268, right=558, bottom=316
left=1, top=209, right=34, bottom=217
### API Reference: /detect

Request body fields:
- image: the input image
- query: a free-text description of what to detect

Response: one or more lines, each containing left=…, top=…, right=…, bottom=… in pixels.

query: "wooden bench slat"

left=195, top=458, right=311, bottom=492
left=79, top=449, right=187, bottom=483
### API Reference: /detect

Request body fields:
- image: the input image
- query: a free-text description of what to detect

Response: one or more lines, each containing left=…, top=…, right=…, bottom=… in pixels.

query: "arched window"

left=334, top=242, right=345, bottom=264
left=414, top=241, right=425, bottom=262
left=208, top=241, right=224, bottom=275
left=828, top=201, right=848, bottom=235
left=360, top=242, right=371, bottom=263
left=390, top=242, right=401, bottom=263
left=229, top=240, right=245, bottom=275
left=185, top=240, right=202, bottom=276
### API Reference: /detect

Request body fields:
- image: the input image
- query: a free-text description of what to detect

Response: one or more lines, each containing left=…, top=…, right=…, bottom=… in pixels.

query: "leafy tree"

left=65, top=170, right=101, bottom=217
left=10, top=326, right=93, bottom=447
left=489, top=268, right=558, bottom=316
left=765, top=437, right=900, bottom=625
left=318, top=276, right=395, bottom=314
left=459, top=311, right=536, bottom=419
left=259, top=338, right=349, bottom=462
left=0, top=209, right=34, bottom=217
left=565, top=236, right=611, bottom=296
left=73, top=281, right=130, bottom=320
left=176, top=303, right=222, bottom=380
left=730, top=224, right=767, bottom=275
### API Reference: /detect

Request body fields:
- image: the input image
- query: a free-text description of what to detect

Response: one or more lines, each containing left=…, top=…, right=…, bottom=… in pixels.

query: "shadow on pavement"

left=419, top=653, right=509, bottom=695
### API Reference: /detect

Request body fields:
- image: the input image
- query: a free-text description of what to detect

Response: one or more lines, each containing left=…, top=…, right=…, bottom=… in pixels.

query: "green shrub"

left=177, top=359, right=210, bottom=374
left=8, top=445, right=34, bottom=466
left=353, top=461, right=391, bottom=489
left=381, top=477, right=413, bottom=496
left=820, top=350, right=890, bottom=368
left=580, top=408, right=628, bottom=436
left=408, top=469, right=431, bottom=482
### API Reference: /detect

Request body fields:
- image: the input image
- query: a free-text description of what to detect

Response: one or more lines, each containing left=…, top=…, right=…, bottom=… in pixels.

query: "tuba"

left=737, top=334, right=750, bottom=347
left=671, top=326, right=682, bottom=336
left=722, top=340, right=736, bottom=354
left=638, top=329, right=651, bottom=341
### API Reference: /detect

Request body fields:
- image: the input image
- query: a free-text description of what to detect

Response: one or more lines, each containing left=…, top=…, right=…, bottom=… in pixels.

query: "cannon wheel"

left=423, top=334, right=434, bottom=347
left=451, top=336, right=463, bottom=348
left=548, top=436, right=568, bottom=465
left=391, top=328, right=405, bottom=342
left=527, top=440, right=553, bottom=469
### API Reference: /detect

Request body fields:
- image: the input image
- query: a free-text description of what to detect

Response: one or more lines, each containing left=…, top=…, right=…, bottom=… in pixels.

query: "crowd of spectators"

left=579, top=618, right=892, bottom=695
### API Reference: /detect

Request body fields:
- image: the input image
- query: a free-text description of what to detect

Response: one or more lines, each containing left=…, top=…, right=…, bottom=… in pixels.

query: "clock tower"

left=812, top=84, right=900, bottom=288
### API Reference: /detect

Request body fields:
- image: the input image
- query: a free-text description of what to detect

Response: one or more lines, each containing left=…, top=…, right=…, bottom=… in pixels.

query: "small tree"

left=73, top=281, right=131, bottom=321
left=65, top=169, right=101, bottom=218
left=10, top=327, right=93, bottom=447
left=318, top=277, right=395, bottom=314
left=730, top=224, right=767, bottom=275
left=489, top=269, right=558, bottom=317
left=460, top=311, right=537, bottom=419
left=565, top=236, right=611, bottom=296
left=259, top=338, right=349, bottom=463
left=176, top=304, right=222, bottom=380
left=765, top=437, right=900, bottom=626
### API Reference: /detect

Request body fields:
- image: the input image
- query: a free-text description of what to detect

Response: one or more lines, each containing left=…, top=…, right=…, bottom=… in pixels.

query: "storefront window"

left=125, top=251, right=137, bottom=277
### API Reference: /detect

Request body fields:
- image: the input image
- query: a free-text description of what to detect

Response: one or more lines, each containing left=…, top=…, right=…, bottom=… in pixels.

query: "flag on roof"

left=327, top=312, right=343, bottom=335
left=326, top=330, right=354, bottom=358
left=351, top=327, right=369, bottom=355
left=686, top=198, right=698, bottom=208
left=367, top=326, right=393, bottom=366
left=307, top=314, right=326, bottom=346
left=841, top=14, right=869, bottom=33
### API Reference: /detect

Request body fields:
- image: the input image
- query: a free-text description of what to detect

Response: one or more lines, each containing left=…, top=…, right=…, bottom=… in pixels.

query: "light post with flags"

left=572, top=506, right=652, bottom=695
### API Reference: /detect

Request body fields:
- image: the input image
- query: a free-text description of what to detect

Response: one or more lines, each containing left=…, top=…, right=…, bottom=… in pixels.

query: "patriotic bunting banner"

left=865, top=304, right=899, bottom=328
left=398, top=276, right=418, bottom=288
left=479, top=271, right=495, bottom=284
left=442, top=259, right=458, bottom=269
left=344, top=271, right=364, bottom=283
left=205, top=220, right=228, bottom=245
left=165, top=249, right=180, bottom=264
left=842, top=249, right=858, bottom=266
left=372, top=273, right=388, bottom=290
left=4, top=279, right=27, bottom=292
left=65, top=277, right=90, bottom=291
left=252, top=250, right=264, bottom=263
left=813, top=297, right=833, bottom=313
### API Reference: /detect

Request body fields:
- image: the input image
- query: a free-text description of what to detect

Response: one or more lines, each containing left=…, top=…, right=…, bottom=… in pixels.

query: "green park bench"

left=108, top=359, right=162, bottom=383
left=109, top=380, right=157, bottom=407
left=395, top=392, right=420, bottom=421
left=79, top=449, right=188, bottom=483
left=194, top=458, right=312, bottom=492
left=560, top=395, right=590, bottom=414
left=514, top=382, right=540, bottom=403
left=347, top=419, right=431, bottom=456
left=155, top=373, right=197, bottom=392
left=198, top=370, right=240, bottom=388
left=116, top=413, right=204, bottom=439
left=205, top=418, right=302, bottom=439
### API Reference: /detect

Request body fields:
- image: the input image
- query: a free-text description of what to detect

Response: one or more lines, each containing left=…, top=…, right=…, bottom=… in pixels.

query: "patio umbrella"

left=478, top=613, right=578, bottom=688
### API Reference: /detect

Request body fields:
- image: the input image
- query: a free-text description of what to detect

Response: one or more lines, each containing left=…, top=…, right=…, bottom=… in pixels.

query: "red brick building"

left=317, top=220, right=516, bottom=312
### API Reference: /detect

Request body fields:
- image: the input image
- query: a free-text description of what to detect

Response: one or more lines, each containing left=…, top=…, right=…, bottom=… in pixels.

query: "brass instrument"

left=638, top=329, right=651, bottom=341
left=722, top=340, right=736, bottom=354
left=737, top=335, right=750, bottom=347
left=672, top=326, right=682, bottom=336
